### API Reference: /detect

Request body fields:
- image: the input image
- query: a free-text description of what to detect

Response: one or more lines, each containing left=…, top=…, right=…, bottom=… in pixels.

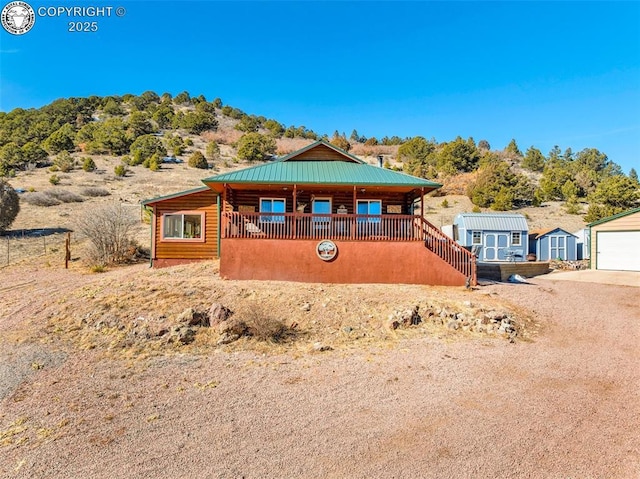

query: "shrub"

left=0, top=180, right=20, bottom=232
left=45, top=189, right=84, bottom=203
left=49, top=174, right=61, bottom=185
left=205, top=141, right=220, bottom=161
left=75, top=202, right=139, bottom=266
left=82, top=157, right=97, bottom=172
left=236, top=133, right=276, bottom=162
left=242, top=302, right=290, bottom=343
left=440, top=199, right=449, bottom=208
left=53, top=151, right=75, bottom=173
left=81, top=187, right=111, bottom=197
left=188, top=151, right=208, bottom=169
left=114, top=164, right=128, bottom=177
left=22, top=192, right=61, bottom=207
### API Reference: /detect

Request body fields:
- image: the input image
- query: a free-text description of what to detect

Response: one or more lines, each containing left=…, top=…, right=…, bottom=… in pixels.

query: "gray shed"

left=453, top=213, right=529, bottom=262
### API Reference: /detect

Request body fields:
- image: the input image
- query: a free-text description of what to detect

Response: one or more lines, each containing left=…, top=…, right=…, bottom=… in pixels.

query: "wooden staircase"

left=419, top=217, right=477, bottom=285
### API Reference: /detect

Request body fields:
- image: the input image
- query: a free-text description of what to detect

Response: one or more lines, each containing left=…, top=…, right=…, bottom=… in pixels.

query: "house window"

left=511, top=232, right=522, bottom=246
left=162, top=213, right=204, bottom=240
left=312, top=197, right=332, bottom=224
left=357, top=200, right=382, bottom=223
left=260, top=198, right=286, bottom=223
left=472, top=231, right=482, bottom=245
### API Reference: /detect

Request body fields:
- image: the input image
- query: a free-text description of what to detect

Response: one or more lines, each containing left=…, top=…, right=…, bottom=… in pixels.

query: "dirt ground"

left=0, top=258, right=638, bottom=479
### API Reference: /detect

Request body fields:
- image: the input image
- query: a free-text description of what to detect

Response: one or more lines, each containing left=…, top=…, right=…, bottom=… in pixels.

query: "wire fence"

left=0, top=229, right=78, bottom=268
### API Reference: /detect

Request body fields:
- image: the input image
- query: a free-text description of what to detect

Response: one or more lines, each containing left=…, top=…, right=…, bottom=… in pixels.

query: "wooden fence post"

left=65, top=232, right=71, bottom=269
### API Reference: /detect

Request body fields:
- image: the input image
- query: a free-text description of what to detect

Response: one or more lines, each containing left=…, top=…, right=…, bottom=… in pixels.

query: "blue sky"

left=1, top=1, right=639, bottom=174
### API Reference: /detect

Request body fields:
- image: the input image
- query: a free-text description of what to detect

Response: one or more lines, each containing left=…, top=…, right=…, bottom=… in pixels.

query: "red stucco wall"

left=220, top=239, right=468, bottom=286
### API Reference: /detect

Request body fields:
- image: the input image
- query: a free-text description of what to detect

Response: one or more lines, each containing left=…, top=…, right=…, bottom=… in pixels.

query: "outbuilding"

left=452, top=213, right=529, bottom=262
left=588, top=207, right=640, bottom=271
left=528, top=228, right=578, bottom=262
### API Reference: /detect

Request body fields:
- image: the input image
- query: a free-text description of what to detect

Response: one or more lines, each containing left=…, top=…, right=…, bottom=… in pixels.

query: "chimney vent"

left=377, top=155, right=384, bottom=167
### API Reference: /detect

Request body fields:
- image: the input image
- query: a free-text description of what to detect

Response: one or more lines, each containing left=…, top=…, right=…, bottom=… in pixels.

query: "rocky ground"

left=1, top=258, right=638, bottom=479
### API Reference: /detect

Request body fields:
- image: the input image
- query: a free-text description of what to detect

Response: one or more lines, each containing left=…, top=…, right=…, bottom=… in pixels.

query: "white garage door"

left=597, top=231, right=640, bottom=271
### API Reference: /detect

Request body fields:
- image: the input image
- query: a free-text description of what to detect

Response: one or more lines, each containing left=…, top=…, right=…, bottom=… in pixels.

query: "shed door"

left=597, top=231, right=640, bottom=271
left=550, top=236, right=566, bottom=261
left=484, top=233, right=509, bottom=261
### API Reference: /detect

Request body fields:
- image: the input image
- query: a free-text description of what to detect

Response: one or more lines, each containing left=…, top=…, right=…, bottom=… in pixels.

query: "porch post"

left=352, top=185, right=357, bottom=240
left=293, top=184, right=297, bottom=239
left=222, top=183, right=228, bottom=239
left=420, top=187, right=425, bottom=241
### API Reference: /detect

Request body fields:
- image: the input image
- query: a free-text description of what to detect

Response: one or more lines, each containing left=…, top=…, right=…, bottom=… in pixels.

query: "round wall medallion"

left=316, top=240, right=337, bottom=261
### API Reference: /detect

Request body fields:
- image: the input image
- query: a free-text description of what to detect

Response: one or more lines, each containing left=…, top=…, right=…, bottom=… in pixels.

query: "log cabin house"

left=142, top=140, right=476, bottom=286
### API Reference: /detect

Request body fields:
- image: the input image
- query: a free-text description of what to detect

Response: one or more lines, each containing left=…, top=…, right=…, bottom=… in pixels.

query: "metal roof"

left=141, top=186, right=213, bottom=206
left=586, top=206, right=640, bottom=227
left=202, top=160, right=441, bottom=189
left=529, top=227, right=578, bottom=239
left=455, top=213, right=529, bottom=231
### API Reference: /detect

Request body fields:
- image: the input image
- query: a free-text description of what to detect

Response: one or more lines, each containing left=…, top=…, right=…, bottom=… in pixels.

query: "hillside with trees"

left=0, top=91, right=638, bottom=225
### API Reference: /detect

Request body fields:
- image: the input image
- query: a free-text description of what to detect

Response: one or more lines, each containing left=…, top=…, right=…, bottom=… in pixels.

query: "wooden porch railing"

left=223, top=211, right=421, bottom=241
left=418, top=216, right=477, bottom=284
left=222, top=212, right=477, bottom=284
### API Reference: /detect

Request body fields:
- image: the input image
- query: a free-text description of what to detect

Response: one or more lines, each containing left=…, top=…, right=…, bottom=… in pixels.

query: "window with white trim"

left=357, top=200, right=382, bottom=223
left=162, top=213, right=203, bottom=240
left=312, top=197, right=332, bottom=224
left=472, top=231, right=482, bottom=245
left=511, top=232, right=522, bottom=246
left=260, top=198, right=286, bottom=223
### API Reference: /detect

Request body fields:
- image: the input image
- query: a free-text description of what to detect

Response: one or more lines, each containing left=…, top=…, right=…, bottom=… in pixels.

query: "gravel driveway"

left=1, top=277, right=638, bottom=478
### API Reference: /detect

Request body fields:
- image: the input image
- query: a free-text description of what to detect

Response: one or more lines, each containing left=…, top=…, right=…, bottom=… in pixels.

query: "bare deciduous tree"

left=75, top=202, right=138, bottom=266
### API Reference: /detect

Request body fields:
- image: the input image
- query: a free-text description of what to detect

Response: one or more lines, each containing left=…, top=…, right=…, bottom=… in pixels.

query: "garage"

left=589, top=207, right=640, bottom=272
left=596, top=231, right=640, bottom=271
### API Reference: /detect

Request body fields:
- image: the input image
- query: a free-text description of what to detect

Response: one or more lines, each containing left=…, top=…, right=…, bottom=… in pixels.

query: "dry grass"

left=1, top=259, right=533, bottom=364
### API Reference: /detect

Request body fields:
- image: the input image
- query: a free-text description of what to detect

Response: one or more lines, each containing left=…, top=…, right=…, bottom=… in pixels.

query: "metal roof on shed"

left=202, top=160, right=441, bottom=188
left=455, top=213, right=529, bottom=231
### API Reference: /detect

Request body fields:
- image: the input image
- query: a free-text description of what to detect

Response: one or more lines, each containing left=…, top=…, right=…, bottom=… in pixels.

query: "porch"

left=221, top=211, right=477, bottom=283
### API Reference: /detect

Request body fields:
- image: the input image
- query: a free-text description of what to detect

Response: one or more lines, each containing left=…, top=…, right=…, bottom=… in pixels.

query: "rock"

left=300, top=303, right=311, bottom=312
left=486, top=311, right=506, bottom=322
left=156, top=328, right=169, bottom=337
left=463, top=301, right=473, bottom=307
left=170, top=326, right=196, bottom=345
left=217, top=332, right=240, bottom=345
left=217, top=318, right=248, bottom=336
left=388, top=320, right=400, bottom=330
left=343, top=326, right=353, bottom=334
left=313, top=342, right=333, bottom=352
left=208, top=303, right=232, bottom=326
left=176, top=308, right=209, bottom=327
left=447, top=320, right=459, bottom=330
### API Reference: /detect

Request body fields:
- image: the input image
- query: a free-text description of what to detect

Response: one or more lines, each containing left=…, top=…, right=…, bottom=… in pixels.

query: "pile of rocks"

left=388, top=303, right=518, bottom=341
left=164, top=303, right=237, bottom=345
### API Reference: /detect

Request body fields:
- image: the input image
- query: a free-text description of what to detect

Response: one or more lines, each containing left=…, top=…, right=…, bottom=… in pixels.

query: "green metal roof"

left=586, top=206, right=640, bottom=227
left=202, top=160, right=441, bottom=189
left=141, top=186, right=213, bottom=206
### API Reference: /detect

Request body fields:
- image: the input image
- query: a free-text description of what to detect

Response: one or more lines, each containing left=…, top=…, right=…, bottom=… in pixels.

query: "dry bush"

left=275, top=138, right=313, bottom=155
left=21, top=192, right=62, bottom=207
left=241, top=301, right=290, bottom=343
left=203, top=129, right=243, bottom=146
left=349, top=143, right=399, bottom=158
left=44, top=189, right=84, bottom=203
left=81, top=187, right=111, bottom=197
left=75, top=202, right=139, bottom=266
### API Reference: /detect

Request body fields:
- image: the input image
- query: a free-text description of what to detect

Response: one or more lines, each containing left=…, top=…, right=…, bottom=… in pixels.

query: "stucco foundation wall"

left=220, top=239, right=468, bottom=286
